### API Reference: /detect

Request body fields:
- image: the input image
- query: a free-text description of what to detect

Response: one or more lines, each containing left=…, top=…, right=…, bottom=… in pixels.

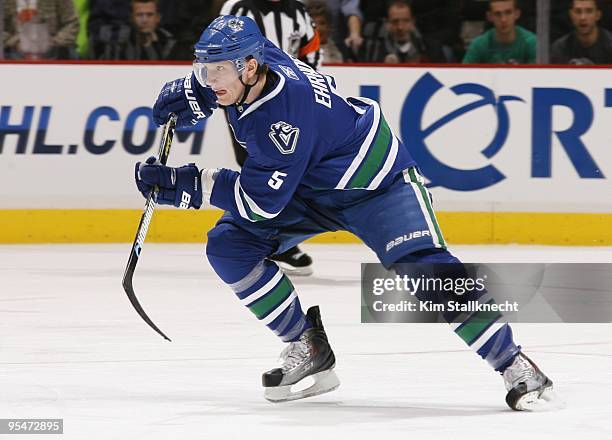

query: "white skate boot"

left=503, top=352, right=555, bottom=411
left=262, top=306, right=340, bottom=402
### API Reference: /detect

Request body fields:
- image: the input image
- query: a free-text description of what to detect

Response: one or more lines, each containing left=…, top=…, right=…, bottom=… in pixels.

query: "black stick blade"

left=122, top=258, right=172, bottom=341
left=121, top=114, right=177, bottom=341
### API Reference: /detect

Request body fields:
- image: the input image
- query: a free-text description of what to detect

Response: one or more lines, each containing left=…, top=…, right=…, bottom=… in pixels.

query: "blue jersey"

left=210, top=40, right=416, bottom=222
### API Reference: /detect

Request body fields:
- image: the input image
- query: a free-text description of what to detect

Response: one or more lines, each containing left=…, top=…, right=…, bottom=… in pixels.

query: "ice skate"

left=262, top=306, right=339, bottom=402
left=503, top=352, right=555, bottom=411
left=269, top=246, right=313, bottom=276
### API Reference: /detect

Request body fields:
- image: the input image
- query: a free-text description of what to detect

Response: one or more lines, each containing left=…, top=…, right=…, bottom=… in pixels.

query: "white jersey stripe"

left=234, top=178, right=254, bottom=222
left=367, top=133, right=399, bottom=190
left=239, top=73, right=286, bottom=120
left=238, top=179, right=281, bottom=219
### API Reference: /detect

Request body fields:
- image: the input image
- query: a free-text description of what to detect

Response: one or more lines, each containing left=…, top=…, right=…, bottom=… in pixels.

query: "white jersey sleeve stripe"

left=238, top=178, right=281, bottom=219
left=234, top=177, right=255, bottom=222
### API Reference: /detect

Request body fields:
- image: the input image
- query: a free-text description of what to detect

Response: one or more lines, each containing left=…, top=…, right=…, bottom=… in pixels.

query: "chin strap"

left=236, top=73, right=261, bottom=108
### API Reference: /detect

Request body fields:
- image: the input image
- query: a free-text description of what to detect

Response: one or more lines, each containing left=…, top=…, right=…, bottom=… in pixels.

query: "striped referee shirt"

left=220, top=0, right=321, bottom=68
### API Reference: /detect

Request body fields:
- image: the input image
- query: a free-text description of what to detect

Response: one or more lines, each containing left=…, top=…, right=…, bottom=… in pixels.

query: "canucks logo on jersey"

left=269, top=121, right=300, bottom=155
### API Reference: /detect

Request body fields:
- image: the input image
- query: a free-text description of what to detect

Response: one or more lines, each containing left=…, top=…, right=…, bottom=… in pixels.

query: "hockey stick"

left=122, top=114, right=177, bottom=341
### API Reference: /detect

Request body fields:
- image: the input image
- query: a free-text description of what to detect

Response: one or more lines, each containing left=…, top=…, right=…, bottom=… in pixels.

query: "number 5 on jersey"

left=268, top=171, right=288, bottom=190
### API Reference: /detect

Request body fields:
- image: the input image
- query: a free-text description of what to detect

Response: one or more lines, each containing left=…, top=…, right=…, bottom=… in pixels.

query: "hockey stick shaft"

left=122, top=114, right=177, bottom=341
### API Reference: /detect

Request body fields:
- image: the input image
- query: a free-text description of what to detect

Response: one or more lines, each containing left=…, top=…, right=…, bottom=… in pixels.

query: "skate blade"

left=264, top=369, right=340, bottom=403
left=514, top=387, right=564, bottom=411
left=276, top=262, right=313, bottom=277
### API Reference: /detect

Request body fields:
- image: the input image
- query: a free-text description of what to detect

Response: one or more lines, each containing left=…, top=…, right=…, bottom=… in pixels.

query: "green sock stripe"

left=407, top=168, right=446, bottom=247
left=249, top=277, right=294, bottom=319
left=455, top=300, right=502, bottom=345
left=348, top=117, right=392, bottom=189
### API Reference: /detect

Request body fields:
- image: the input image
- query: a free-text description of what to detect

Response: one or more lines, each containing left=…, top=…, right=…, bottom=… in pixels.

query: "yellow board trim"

left=1, top=209, right=611, bottom=245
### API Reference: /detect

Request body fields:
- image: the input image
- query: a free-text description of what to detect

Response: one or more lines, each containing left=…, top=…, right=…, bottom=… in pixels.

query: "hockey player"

left=135, top=15, right=554, bottom=410
left=219, top=0, right=323, bottom=276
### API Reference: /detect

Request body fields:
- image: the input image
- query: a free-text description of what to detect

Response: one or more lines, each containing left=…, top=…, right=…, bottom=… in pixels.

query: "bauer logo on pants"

left=386, top=230, right=431, bottom=252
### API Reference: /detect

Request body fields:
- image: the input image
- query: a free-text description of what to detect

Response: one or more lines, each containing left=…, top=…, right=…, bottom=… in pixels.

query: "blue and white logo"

left=402, top=73, right=524, bottom=191
left=227, top=18, right=244, bottom=32
left=279, top=65, right=299, bottom=81
left=269, top=121, right=299, bottom=154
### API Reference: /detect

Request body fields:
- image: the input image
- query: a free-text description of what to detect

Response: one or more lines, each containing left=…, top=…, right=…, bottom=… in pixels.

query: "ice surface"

left=1, top=244, right=611, bottom=440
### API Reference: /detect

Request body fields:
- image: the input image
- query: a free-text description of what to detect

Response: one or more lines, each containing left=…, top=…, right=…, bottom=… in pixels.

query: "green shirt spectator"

left=463, top=0, right=536, bottom=64
left=74, top=0, right=89, bottom=59
left=463, top=26, right=536, bottom=63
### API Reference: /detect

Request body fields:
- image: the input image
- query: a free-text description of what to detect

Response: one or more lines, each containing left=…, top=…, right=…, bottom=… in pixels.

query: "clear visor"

left=193, top=59, right=245, bottom=88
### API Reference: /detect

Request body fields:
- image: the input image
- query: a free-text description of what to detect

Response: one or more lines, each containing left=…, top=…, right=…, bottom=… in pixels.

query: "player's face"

left=570, top=1, right=601, bottom=36
left=216, top=73, right=246, bottom=106
left=487, top=1, right=520, bottom=37
left=194, top=60, right=242, bottom=103
left=387, top=5, right=414, bottom=43
left=132, top=2, right=160, bottom=34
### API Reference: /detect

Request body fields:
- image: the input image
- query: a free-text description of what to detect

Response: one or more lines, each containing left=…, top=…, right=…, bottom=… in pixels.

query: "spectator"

left=360, top=0, right=445, bottom=63
left=88, top=0, right=130, bottom=59
left=90, top=0, right=179, bottom=60
left=407, top=0, right=463, bottom=60
left=551, top=0, right=612, bottom=64
left=323, top=0, right=363, bottom=61
left=171, top=0, right=226, bottom=60
left=307, top=0, right=344, bottom=63
left=3, top=0, right=79, bottom=59
left=463, top=0, right=536, bottom=64
left=361, top=0, right=462, bottom=61
left=123, top=0, right=178, bottom=60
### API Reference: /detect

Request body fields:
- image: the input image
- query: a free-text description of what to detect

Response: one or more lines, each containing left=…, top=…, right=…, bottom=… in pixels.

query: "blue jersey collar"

left=238, top=69, right=286, bottom=120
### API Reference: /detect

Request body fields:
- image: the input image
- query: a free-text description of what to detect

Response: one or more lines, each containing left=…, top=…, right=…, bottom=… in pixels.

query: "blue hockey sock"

left=395, top=249, right=520, bottom=372
left=230, top=260, right=312, bottom=342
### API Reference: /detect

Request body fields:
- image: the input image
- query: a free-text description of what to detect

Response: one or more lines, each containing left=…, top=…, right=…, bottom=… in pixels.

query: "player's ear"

left=245, top=58, right=259, bottom=81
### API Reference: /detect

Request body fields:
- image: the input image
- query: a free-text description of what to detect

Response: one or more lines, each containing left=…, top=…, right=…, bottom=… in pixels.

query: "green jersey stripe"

left=348, top=116, right=392, bottom=189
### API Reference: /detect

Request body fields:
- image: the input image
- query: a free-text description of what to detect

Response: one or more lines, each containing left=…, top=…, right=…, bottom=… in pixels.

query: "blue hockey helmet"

left=193, top=15, right=266, bottom=88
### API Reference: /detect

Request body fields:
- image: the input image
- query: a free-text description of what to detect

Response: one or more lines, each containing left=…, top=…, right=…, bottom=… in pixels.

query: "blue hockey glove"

left=152, top=73, right=218, bottom=128
left=135, top=156, right=203, bottom=209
